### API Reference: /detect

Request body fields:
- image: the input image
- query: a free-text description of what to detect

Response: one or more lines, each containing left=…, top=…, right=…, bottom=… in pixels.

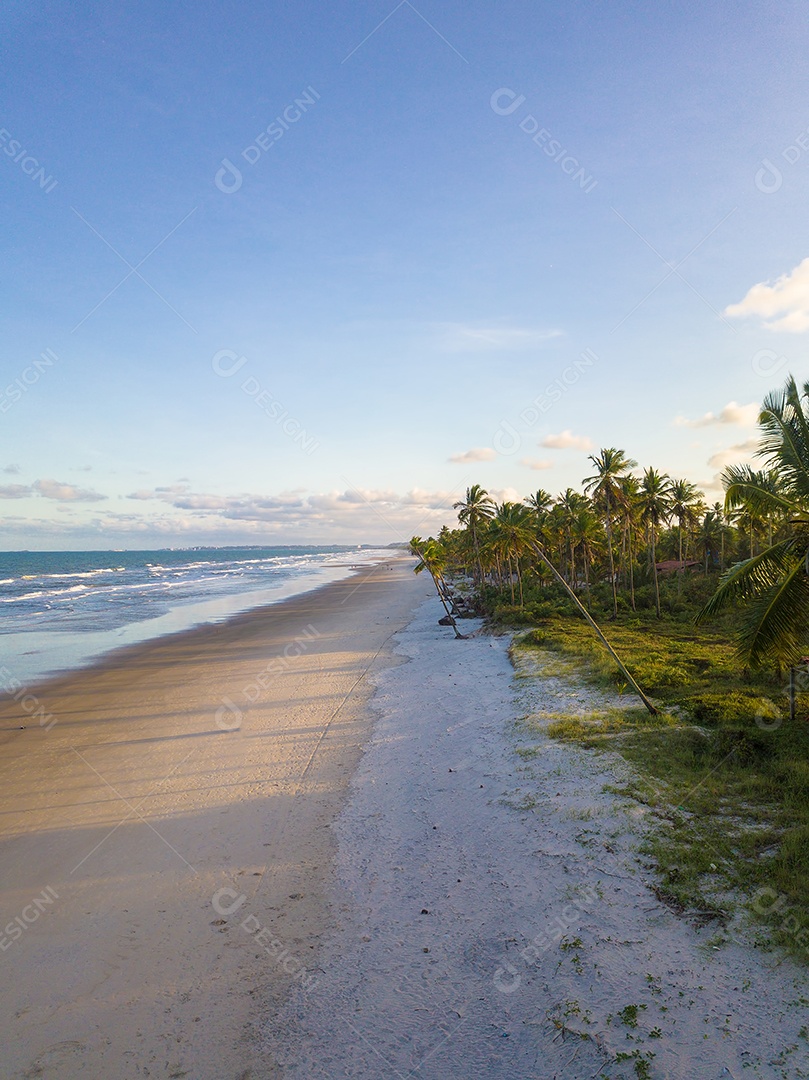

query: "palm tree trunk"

left=605, top=492, right=618, bottom=618
left=569, top=540, right=575, bottom=589
left=628, top=526, right=636, bottom=611
left=677, top=519, right=684, bottom=596
left=527, top=540, right=657, bottom=715
left=651, top=530, right=661, bottom=618
left=584, top=549, right=591, bottom=608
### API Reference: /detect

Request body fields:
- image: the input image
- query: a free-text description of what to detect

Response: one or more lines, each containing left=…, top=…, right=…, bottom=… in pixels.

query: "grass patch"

left=522, top=615, right=787, bottom=720
left=543, top=706, right=677, bottom=745
left=513, top=612, right=809, bottom=961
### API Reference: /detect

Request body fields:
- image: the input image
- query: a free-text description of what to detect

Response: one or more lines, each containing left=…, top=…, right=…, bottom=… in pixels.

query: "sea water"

left=0, top=546, right=392, bottom=687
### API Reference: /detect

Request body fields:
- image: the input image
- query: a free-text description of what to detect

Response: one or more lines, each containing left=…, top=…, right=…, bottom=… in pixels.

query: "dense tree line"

left=412, top=376, right=809, bottom=673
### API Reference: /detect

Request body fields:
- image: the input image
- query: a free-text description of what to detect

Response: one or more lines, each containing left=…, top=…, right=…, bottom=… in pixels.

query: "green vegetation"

left=515, top=610, right=809, bottom=956
left=413, top=375, right=809, bottom=960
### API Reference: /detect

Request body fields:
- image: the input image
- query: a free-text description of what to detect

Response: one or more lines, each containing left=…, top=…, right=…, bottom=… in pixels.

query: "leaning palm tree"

left=698, top=376, right=809, bottom=670
left=584, top=448, right=637, bottom=617
left=453, top=484, right=495, bottom=584
left=637, top=467, right=672, bottom=618
left=409, top=536, right=465, bottom=638
left=524, top=536, right=658, bottom=716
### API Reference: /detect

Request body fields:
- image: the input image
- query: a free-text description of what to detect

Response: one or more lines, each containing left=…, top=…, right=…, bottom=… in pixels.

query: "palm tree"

left=727, top=469, right=775, bottom=559
left=570, top=505, right=604, bottom=607
left=696, top=508, right=722, bottom=573
left=669, top=479, right=701, bottom=565
left=698, top=376, right=809, bottom=670
left=489, top=502, right=534, bottom=605
left=557, top=488, right=588, bottom=587
left=617, top=474, right=641, bottom=610
left=524, top=488, right=554, bottom=524
left=584, top=448, right=637, bottom=617
left=637, top=467, right=671, bottom=617
left=669, top=478, right=702, bottom=593
left=410, top=536, right=465, bottom=638
left=523, top=536, right=658, bottom=716
left=544, top=501, right=568, bottom=579
left=710, top=500, right=730, bottom=570
left=453, top=484, right=495, bottom=584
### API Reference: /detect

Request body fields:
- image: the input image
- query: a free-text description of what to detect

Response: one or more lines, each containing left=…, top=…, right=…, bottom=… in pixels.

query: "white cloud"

left=437, top=323, right=563, bottom=352
left=128, top=484, right=191, bottom=502
left=448, top=447, right=496, bottom=463
left=539, top=429, right=593, bottom=450
left=174, top=494, right=233, bottom=510
left=725, top=258, right=809, bottom=332
left=488, top=486, right=522, bottom=504
left=0, top=484, right=31, bottom=498
left=695, top=474, right=726, bottom=496
left=3, top=464, right=20, bottom=475
left=674, top=401, right=759, bottom=428
left=520, top=458, right=553, bottom=471
left=33, top=479, right=106, bottom=502
left=706, top=437, right=760, bottom=470
left=4, top=484, right=475, bottom=546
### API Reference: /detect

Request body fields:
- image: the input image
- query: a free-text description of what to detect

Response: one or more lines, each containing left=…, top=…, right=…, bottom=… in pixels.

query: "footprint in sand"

left=25, top=1041, right=87, bottom=1077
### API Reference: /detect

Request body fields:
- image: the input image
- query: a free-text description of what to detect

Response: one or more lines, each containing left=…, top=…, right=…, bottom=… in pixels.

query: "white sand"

left=0, top=560, right=433, bottom=1080
left=275, top=597, right=809, bottom=1078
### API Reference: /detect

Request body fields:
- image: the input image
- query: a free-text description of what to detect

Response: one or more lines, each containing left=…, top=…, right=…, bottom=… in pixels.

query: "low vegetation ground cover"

left=495, top=580, right=809, bottom=960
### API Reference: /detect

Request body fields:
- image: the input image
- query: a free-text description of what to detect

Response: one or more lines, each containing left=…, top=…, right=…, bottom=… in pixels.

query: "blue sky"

left=2, top=0, right=809, bottom=548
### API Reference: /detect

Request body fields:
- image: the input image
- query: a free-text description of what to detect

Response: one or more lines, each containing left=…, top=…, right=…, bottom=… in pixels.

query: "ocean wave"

left=0, top=584, right=91, bottom=603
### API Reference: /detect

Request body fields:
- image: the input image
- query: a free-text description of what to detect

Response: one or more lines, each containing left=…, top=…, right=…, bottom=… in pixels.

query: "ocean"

left=0, top=546, right=394, bottom=687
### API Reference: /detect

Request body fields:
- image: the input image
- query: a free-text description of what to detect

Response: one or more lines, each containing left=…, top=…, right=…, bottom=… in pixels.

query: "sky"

left=2, top=0, right=809, bottom=549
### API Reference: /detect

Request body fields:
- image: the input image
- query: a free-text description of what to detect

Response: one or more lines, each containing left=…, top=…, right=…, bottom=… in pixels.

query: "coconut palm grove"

left=411, top=375, right=809, bottom=947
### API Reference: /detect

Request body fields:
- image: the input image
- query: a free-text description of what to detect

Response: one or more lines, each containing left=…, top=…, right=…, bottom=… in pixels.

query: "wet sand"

left=0, top=557, right=430, bottom=1080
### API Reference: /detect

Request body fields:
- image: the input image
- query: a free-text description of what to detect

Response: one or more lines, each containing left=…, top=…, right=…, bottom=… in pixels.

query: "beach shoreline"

left=1, top=548, right=399, bottom=691
left=276, top=597, right=809, bottom=1079
left=0, top=556, right=430, bottom=1080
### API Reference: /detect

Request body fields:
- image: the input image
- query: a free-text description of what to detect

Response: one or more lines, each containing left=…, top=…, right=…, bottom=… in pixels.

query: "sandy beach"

left=277, top=599, right=809, bottom=1079
left=4, top=561, right=809, bottom=1079
left=0, top=557, right=432, bottom=1080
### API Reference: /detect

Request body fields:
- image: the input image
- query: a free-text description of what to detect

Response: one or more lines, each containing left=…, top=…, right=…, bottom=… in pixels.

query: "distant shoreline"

left=0, top=547, right=404, bottom=689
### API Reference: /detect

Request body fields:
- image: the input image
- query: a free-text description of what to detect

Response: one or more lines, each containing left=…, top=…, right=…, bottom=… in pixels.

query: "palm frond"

left=696, top=540, right=796, bottom=620
left=722, top=465, right=802, bottom=518
left=735, top=561, right=809, bottom=669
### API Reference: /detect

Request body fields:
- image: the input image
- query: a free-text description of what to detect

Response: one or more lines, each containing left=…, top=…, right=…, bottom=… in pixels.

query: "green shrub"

left=685, top=692, right=778, bottom=726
